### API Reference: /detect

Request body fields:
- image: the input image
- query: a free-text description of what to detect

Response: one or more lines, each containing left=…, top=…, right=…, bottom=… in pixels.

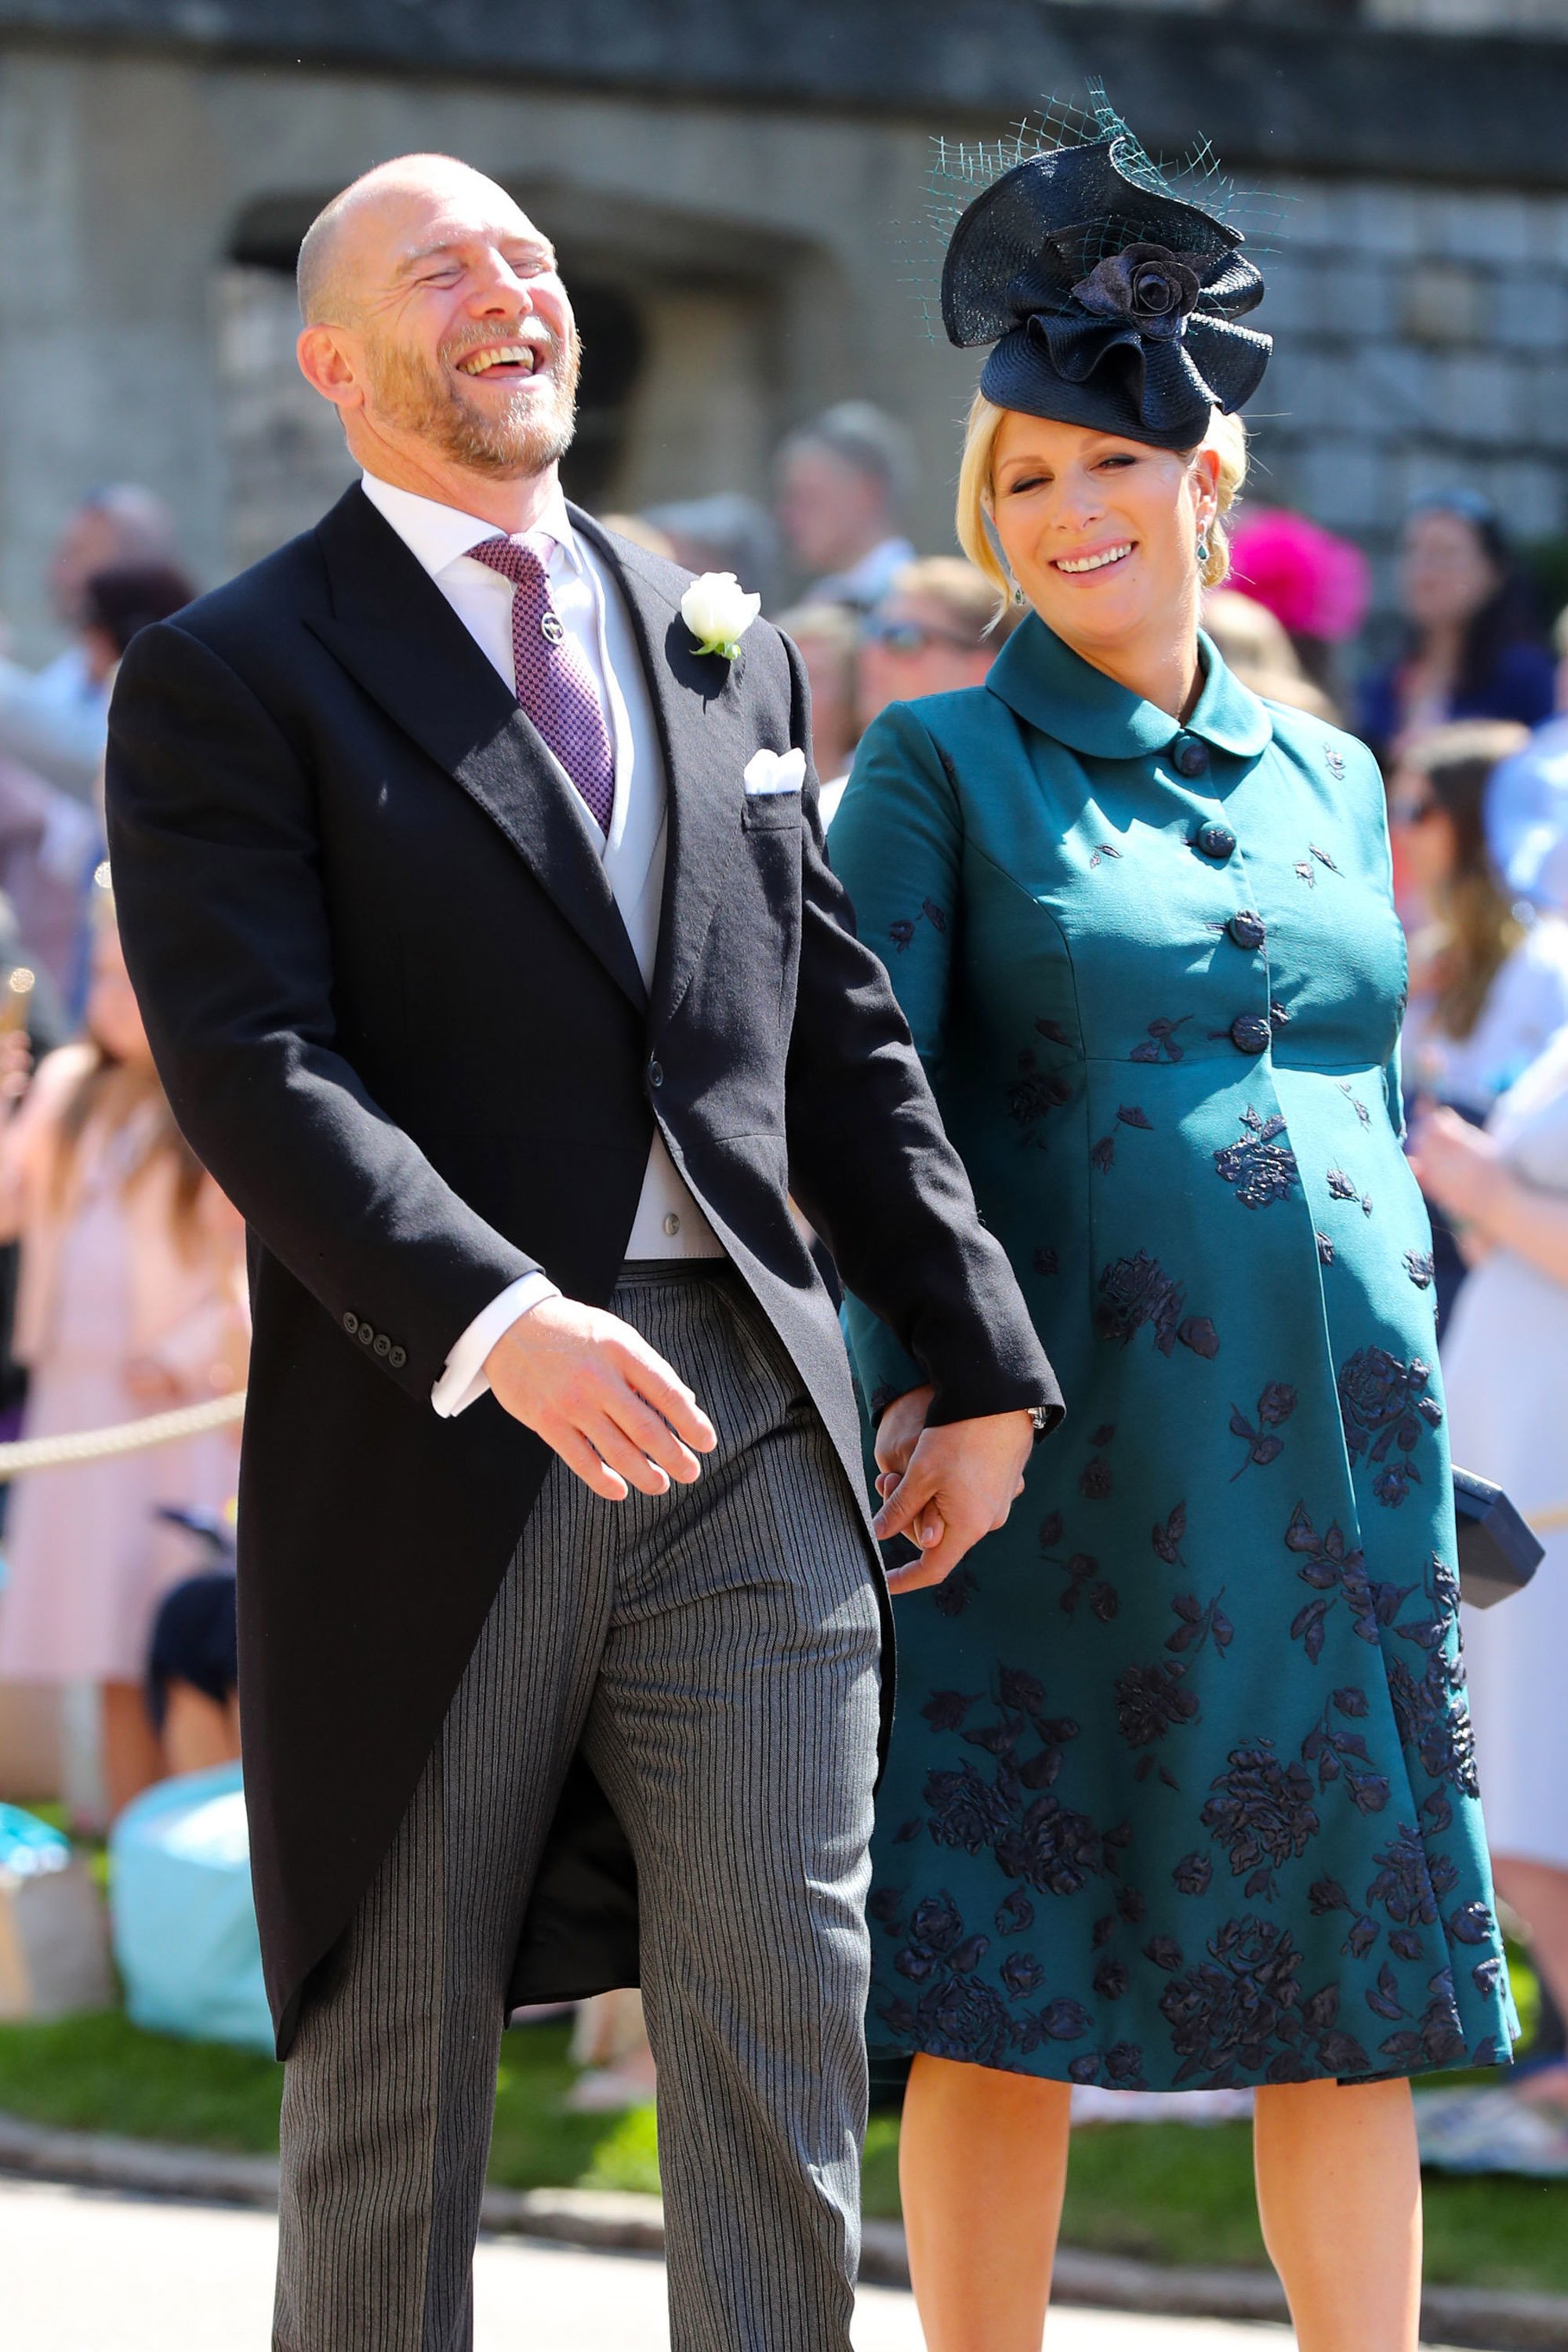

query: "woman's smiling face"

left=988, top=412, right=1218, bottom=666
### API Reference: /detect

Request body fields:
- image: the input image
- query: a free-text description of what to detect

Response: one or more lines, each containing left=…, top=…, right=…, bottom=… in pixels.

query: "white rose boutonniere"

left=680, top=572, right=761, bottom=662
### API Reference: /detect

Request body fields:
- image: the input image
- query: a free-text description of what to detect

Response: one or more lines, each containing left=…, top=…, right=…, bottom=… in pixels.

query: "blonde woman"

left=831, top=102, right=1514, bottom=2352
left=0, top=898, right=246, bottom=1817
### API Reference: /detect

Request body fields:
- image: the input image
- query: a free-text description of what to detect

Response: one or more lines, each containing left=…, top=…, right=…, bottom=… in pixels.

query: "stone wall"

left=0, top=31, right=1566, bottom=657
left=1253, top=179, right=1568, bottom=615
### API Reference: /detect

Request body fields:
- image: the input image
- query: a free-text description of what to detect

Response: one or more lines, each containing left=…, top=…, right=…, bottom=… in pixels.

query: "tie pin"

left=539, top=612, right=565, bottom=645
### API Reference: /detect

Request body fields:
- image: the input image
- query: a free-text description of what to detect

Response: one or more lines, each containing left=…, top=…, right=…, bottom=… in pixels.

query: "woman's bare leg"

left=1253, top=2077, right=1421, bottom=2352
left=898, top=2052, right=1072, bottom=2352
left=100, top=1679, right=163, bottom=1818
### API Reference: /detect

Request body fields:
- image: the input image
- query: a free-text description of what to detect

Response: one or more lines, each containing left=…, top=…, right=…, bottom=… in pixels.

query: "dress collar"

left=358, top=471, right=582, bottom=586
left=985, top=612, right=1273, bottom=761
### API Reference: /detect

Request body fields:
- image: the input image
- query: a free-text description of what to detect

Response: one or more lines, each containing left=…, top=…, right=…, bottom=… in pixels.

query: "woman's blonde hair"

left=956, top=391, right=1248, bottom=615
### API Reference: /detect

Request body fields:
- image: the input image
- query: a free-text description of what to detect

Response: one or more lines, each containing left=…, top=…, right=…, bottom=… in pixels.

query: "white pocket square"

left=743, top=746, right=808, bottom=797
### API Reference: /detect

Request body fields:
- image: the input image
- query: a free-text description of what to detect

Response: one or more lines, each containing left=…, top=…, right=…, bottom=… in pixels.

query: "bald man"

left=105, top=157, right=1057, bottom=2352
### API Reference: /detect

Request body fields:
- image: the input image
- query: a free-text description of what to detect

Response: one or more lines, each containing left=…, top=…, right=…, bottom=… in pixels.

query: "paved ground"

left=0, top=2176, right=1306, bottom=2350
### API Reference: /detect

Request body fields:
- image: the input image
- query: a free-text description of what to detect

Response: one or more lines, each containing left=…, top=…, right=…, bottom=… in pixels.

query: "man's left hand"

left=873, top=1391, right=1034, bottom=1593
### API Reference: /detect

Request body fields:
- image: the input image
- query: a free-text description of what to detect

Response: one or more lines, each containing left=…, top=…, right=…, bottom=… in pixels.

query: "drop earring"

left=1011, top=583, right=1025, bottom=606
left=1196, top=534, right=1211, bottom=567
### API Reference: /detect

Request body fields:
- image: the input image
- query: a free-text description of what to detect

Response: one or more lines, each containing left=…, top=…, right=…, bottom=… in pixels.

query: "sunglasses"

left=862, top=615, right=979, bottom=655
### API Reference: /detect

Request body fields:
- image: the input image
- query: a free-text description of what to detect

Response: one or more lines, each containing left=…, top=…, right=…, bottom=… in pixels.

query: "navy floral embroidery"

left=1005, top=1049, right=1073, bottom=1138
left=1080, top=1455, right=1113, bottom=1501
left=1041, top=1515, right=1120, bottom=1621
left=1116, top=1659, right=1200, bottom=1748
left=1130, top=1014, right=1191, bottom=1064
left=1404, top=1250, right=1436, bottom=1290
left=1203, top=1742, right=1321, bottom=1898
left=1286, top=1501, right=1395, bottom=1661
left=1338, top=1082, right=1371, bottom=1127
left=932, top=1564, right=979, bottom=1619
left=1160, top=1917, right=1370, bottom=2085
left=1338, top=1347, right=1443, bottom=1508
left=1095, top=1252, right=1220, bottom=1359
left=1316, top=1230, right=1336, bottom=1265
left=1387, top=1563, right=1479, bottom=1799
left=1069, top=2042, right=1149, bottom=2089
left=1301, top=1690, right=1390, bottom=1816
left=1326, top=1169, right=1357, bottom=1200
left=1229, top=1383, right=1297, bottom=1479
left=1214, top=1107, right=1301, bottom=1207
left=1174, top=1851, right=1213, bottom=1895
left=1367, top=1824, right=1439, bottom=1934
left=1152, top=1501, right=1188, bottom=1566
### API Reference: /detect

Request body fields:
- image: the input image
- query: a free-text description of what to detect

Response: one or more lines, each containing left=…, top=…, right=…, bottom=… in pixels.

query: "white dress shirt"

left=358, top=473, right=722, bottom=1418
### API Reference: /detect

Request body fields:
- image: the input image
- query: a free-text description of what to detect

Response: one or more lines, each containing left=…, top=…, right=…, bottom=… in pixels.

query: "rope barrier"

left=1530, top=1501, right=1568, bottom=1535
left=0, top=1390, right=245, bottom=1481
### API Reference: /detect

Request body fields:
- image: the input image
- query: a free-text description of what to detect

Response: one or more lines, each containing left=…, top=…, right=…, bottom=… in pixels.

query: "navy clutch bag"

left=1454, top=1467, right=1544, bottom=1609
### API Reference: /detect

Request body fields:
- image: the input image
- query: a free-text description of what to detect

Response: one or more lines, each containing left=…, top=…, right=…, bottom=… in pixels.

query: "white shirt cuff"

left=430, top=1272, right=561, bottom=1418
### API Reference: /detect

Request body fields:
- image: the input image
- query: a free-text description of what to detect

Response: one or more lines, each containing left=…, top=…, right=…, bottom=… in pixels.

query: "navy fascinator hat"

left=938, top=98, right=1272, bottom=450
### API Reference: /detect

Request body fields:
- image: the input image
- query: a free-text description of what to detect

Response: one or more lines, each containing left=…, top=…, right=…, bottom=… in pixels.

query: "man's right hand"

left=483, top=1297, right=717, bottom=1502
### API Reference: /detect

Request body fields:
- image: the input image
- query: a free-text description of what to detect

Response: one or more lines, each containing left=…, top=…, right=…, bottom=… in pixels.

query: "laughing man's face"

left=332, top=175, right=581, bottom=479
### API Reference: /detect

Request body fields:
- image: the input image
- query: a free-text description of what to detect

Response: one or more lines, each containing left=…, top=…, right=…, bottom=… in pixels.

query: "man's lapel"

left=307, top=485, right=647, bottom=1013
left=571, top=506, right=749, bottom=1031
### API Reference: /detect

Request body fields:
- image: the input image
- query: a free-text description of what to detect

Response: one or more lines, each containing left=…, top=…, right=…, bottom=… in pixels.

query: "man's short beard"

left=363, top=323, right=582, bottom=479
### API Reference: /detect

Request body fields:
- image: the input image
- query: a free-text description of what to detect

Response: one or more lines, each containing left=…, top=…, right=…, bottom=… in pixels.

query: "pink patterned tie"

left=467, top=534, right=615, bottom=836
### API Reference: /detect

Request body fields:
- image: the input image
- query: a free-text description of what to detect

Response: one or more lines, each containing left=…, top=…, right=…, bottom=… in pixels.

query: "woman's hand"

left=1409, top=1105, right=1508, bottom=1231
left=873, top=1383, right=935, bottom=1507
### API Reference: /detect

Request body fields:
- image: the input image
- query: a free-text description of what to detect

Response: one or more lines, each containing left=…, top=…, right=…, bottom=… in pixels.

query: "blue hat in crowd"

left=938, top=96, right=1272, bottom=450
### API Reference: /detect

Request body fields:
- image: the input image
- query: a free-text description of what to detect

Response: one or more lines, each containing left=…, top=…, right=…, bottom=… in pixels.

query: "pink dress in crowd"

left=0, top=1049, right=247, bottom=1686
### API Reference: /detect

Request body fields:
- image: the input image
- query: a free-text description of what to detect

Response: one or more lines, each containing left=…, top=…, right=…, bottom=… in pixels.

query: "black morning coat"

left=105, top=486, right=1061, bottom=2055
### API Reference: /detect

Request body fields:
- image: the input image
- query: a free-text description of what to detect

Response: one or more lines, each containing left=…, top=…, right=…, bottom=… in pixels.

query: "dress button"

left=663, top=1212, right=681, bottom=1237
left=343, top=1312, right=359, bottom=1337
left=1171, top=735, right=1210, bottom=779
left=1196, top=822, right=1237, bottom=862
left=648, top=1058, right=664, bottom=1090
left=1229, top=1014, right=1272, bottom=1055
left=389, top=1346, right=407, bottom=1370
left=1227, top=909, right=1266, bottom=950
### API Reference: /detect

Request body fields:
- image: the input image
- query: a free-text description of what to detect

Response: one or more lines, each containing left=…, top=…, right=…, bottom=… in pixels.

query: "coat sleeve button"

left=358, top=1323, right=376, bottom=1346
left=373, top=1333, right=391, bottom=1356
left=389, top=1346, right=407, bottom=1370
left=343, top=1312, right=360, bottom=1337
left=1229, top=1013, right=1272, bottom=1054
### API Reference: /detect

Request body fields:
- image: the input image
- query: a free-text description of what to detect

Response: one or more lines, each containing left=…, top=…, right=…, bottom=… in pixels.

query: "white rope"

left=0, top=1390, right=245, bottom=1481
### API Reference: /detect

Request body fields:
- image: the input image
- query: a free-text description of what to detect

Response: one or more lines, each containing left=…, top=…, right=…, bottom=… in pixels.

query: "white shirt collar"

left=358, top=471, right=583, bottom=584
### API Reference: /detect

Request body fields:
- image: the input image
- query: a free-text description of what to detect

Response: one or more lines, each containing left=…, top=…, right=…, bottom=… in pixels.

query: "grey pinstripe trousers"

left=272, top=1265, right=884, bottom=2352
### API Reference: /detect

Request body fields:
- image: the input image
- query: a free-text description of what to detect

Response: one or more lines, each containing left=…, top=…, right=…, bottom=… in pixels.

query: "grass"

left=2, top=2009, right=1566, bottom=2296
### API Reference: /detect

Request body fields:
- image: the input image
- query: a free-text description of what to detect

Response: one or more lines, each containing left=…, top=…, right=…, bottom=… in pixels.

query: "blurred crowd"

left=0, top=421, right=1566, bottom=2130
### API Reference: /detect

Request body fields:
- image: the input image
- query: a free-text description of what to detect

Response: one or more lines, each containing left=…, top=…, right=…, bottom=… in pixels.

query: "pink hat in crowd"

left=1228, top=509, right=1370, bottom=644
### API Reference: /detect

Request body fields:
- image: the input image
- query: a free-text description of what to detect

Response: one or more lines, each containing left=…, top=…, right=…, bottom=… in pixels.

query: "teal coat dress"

left=832, top=616, right=1516, bottom=2091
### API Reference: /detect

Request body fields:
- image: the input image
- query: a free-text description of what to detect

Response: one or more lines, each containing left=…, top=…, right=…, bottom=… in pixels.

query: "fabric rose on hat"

left=1073, top=243, right=1204, bottom=341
